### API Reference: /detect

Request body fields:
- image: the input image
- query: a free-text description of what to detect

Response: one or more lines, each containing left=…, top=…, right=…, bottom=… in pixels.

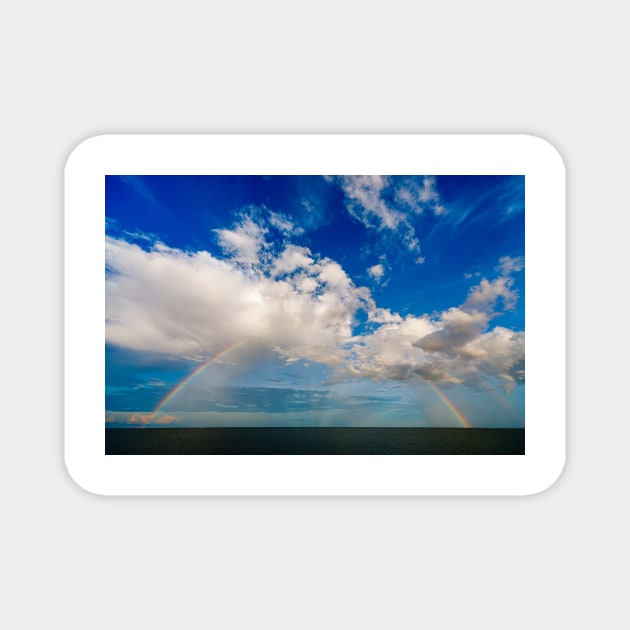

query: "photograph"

left=105, top=174, right=525, bottom=455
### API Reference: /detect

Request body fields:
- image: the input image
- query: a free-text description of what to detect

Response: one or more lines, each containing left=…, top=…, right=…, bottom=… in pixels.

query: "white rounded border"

left=64, top=134, right=565, bottom=496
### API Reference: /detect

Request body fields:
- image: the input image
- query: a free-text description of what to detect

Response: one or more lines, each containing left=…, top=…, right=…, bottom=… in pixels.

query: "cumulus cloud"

left=106, top=412, right=179, bottom=426
left=344, top=266, right=524, bottom=391
left=298, top=277, right=318, bottom=293
left=214, top=217, right=267, bottom=265
left=106, top=210, right=524, bottom=393
left=458, top=327, right=525, bottom=390
left=367, top=263, right=385, bottom=282
left=415, top=308, right=490, bottom=354
left=272, top=245, right=314, bottom=276
left=463, top=276, right=518, bottom=312
left=496, top=255, right=525, bottom=275
left=106, top=229, right=375, bottom=368
left=124, top=413, right=152, bottom=425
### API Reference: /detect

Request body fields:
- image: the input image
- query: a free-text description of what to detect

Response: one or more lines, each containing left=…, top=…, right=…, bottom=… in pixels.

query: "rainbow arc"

left=427, top=382, right=473, bottom=428
left=150, top=340, right=244, bottom=420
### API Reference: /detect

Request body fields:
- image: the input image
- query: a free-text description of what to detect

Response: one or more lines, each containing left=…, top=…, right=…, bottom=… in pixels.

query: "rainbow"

left=428, top=383, right=473, bottom=428
left=150, top=340, right=244, bottom=419
left=484, top=384, right=524, bottom=422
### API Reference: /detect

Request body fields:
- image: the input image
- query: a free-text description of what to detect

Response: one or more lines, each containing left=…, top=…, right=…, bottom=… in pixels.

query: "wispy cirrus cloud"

left=338, top=176, right=404, bottom=230
left=443, top=176, right=525, bottom=228
left=119, top=176, right=161, bottom=207
left=329, top=176, right=451, bottom=262
left=329, top=176, right=524, bottom=270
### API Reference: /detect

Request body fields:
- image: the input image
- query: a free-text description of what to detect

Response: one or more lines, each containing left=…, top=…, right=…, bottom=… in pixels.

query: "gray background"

left=2, top=1, right=625, bottom=628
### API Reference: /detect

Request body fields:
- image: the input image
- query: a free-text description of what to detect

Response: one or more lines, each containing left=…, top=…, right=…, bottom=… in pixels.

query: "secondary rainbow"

left=151, top=340, right=244, bottom=419
left=428, top=382, right=473, bottom=428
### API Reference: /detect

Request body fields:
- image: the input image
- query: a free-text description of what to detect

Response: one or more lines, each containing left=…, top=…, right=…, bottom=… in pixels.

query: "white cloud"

left=318, top=261, right=352, bottom=290
left=341, top=265, right=524, bottom=390
left=463, top=276, right=518, bottom=312
left=268, top=211, right=304, bottom=236
left=338, top=175, right=403, bottom=230
left=298, top=277, right=319, bottom=293
left=215, top=217, right=267, bottom=265
left=496, top=255, right=525, bottom=275
left=458, top=327, right=525, bottom=390
left=106, top=235, right=374, bottom=368
left=123, top=414, right=152, bottom=425
left=331, top=176, right=452, bottom=262
left=418, top=176, right=439, bottom=203
left=272, top=245, right=314, bottom=276
left=106, top=412, right=179, bottom=426
left=106, top=222, right=524, bottom=392
left=367, top=263, right=385, bottom=282
left=392, top=176, right=445, bottom=215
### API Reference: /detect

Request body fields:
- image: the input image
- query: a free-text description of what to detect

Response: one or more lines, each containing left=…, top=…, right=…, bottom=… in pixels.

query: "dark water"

left=105, top=427, right=525, bottom=455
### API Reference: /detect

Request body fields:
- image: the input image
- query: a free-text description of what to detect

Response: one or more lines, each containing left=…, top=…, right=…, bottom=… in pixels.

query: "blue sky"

left=105, top=175, right=524, bottom=428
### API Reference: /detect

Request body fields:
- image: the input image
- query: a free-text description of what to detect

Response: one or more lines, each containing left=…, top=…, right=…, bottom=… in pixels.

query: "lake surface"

left=105, top=427, right=525, bottom=455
